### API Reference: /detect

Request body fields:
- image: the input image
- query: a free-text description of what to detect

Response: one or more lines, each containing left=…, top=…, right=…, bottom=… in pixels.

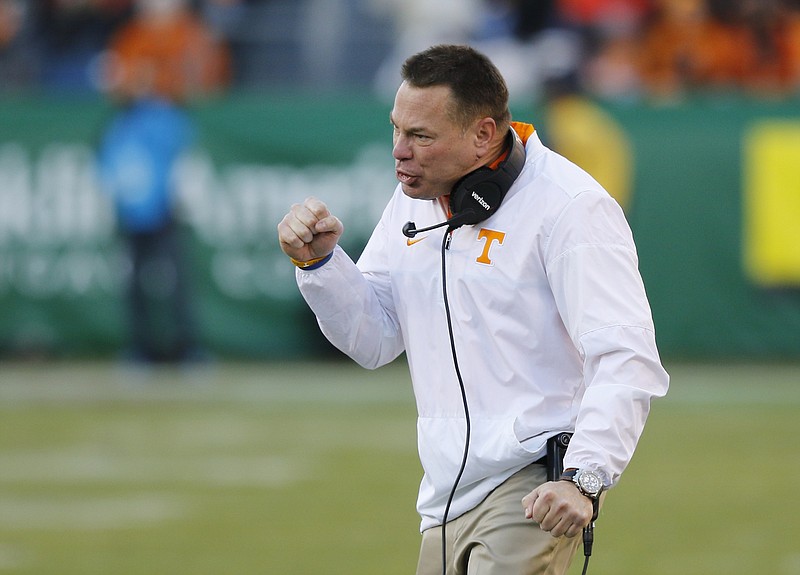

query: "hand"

left=277, top=197, right=343, bottom=263
left=521, top=480, right=594, bottom=538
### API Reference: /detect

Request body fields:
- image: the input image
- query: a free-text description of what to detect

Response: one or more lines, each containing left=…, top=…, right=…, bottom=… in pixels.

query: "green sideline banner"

left=1, top=94, right=799, bottom=359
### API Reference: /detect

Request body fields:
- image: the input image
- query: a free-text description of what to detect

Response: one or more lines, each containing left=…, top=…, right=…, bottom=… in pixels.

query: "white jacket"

left=296, top=129, right=669, bottom=531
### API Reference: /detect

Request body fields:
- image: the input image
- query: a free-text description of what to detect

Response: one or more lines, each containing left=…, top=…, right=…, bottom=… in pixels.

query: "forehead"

left=390, top=82, right=458, bottom=131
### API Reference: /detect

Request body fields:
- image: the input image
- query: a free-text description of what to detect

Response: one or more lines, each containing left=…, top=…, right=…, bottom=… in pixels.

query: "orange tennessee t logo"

left=476, top=229, right=505, bottom=265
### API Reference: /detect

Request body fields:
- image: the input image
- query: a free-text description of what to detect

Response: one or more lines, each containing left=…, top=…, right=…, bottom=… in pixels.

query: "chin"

left=401, top=184, right=441, bottom=202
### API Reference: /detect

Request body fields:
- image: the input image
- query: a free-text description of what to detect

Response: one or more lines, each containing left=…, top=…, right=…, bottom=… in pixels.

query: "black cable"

left=580, top=525, right=593, bottom=575
left=439, top=228, right=472, bottom=575
left=436, top=227, right=598, bottom=575
left=581, top=495, right=600, bottom=575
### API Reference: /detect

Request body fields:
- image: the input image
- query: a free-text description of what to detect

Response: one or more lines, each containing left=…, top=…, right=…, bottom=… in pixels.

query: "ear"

left=473, top=117, right=497, bottom=156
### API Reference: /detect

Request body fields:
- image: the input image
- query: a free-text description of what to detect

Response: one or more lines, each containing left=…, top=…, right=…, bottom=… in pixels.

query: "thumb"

left=522, top=488, right=540, bottom=519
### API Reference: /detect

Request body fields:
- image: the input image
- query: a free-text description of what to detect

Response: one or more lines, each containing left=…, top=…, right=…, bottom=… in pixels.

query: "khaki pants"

left=415, top=463, right=581, bottom=575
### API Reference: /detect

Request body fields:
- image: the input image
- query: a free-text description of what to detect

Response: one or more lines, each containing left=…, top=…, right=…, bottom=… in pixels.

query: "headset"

left=402, top=128, right=526, bottom=238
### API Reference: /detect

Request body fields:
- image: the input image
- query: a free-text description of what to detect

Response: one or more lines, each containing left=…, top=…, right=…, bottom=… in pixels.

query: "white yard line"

left=0, top=494, right=188, bottom=530
left=0, top=362, right=414, bottom=407
left=2, top=361, right=799, bottom=407
left=0, top=451, right=308, bottom=487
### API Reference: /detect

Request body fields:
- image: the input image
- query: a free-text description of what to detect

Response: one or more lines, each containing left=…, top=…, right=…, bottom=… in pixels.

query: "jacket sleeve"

left=295, top=218, right=405, bottom=369
left=545, top=190, right=670, bottom=486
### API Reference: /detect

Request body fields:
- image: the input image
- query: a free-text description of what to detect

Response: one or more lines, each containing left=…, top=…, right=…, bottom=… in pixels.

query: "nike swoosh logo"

left=406, top=235, right=428, bottom=246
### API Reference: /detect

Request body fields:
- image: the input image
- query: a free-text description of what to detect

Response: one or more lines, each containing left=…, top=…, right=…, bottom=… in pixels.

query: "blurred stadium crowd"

left=2, top=0, right=800, bottom=101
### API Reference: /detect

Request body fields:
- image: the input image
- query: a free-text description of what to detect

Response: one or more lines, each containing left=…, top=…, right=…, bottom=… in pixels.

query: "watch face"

left=577, top=470, right=603, bottom=495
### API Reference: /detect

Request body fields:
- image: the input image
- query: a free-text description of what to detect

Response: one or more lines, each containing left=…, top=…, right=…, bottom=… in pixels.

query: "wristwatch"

left=560, top=468, right=604, bottom=500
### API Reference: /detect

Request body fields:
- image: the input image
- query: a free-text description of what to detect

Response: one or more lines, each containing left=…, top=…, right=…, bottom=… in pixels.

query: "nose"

left=393, top=134, right=411, bottom=161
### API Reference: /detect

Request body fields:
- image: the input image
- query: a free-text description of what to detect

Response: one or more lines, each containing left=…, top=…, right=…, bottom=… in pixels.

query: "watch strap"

left=559, top=468, right=578, bottom=481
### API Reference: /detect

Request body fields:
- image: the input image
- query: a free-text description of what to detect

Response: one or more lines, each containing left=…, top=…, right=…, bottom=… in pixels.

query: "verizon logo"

left=472, top=191, right=490, bottom=210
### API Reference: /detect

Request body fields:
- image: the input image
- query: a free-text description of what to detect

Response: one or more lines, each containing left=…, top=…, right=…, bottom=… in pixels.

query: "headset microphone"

left=402, top=211, right=476, bottom=238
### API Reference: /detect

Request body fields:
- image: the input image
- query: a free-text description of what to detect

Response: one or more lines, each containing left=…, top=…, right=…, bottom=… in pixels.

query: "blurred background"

left=1, top=0, right=800, bottom=362
left=1, top=2, right=800, bottom=574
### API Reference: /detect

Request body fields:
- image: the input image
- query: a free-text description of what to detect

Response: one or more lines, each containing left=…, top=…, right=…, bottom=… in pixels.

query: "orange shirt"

left=108, top=10, right=230, bottom=103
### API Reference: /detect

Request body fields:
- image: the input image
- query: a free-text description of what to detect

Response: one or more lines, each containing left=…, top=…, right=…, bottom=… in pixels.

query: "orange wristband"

left=289, top=253, right=332, bottom=269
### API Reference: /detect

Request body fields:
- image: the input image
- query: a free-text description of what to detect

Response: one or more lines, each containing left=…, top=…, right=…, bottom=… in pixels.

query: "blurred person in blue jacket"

left=97, top=0, right=229, bottom=363
left=98, top=99, right=198, bottom=363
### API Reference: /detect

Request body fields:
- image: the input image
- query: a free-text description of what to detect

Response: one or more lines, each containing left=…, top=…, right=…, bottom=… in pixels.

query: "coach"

left=278, top=44, right=669, bottom=575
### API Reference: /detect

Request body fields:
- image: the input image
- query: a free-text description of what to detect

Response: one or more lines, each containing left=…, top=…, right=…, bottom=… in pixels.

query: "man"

left=97, top=0, right=229, bottom=362
left=277, top=44, right=668, bottom=575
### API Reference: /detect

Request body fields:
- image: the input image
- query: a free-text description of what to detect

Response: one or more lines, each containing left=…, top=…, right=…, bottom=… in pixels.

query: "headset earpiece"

left=448, top=129, right=526, bottom=226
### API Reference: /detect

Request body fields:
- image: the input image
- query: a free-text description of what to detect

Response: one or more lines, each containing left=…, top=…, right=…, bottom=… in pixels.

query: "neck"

left=482, top=129, right=511, bottom=170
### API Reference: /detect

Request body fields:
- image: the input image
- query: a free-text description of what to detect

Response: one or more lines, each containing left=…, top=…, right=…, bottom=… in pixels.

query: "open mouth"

left=396, top=170, right=420, bottom=186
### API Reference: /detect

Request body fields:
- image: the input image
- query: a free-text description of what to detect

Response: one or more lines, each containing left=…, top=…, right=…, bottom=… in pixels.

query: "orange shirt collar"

left=488, top=121, right=534, bottom=170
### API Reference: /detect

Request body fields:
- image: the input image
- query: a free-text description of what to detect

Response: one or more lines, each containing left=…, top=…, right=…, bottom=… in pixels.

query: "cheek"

left=421, top=145, right=466, bottom=180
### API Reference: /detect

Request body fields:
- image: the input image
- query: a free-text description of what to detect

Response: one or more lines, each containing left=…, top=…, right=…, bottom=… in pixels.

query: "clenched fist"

left=277, top=197, right=344, bottom=264
left=521, top=480, right=594, bottom=538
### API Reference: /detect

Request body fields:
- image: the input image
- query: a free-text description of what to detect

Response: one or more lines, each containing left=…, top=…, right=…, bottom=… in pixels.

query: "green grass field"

left=0, top=359, right=798, bottom=574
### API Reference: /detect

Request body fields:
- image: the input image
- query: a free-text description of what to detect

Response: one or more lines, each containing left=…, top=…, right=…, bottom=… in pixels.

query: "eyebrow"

left=389, top=114, right=432, bottom=136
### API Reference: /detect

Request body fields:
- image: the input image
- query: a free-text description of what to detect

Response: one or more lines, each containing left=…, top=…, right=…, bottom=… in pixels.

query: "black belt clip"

left=545, top=432, right=573, bottom=482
